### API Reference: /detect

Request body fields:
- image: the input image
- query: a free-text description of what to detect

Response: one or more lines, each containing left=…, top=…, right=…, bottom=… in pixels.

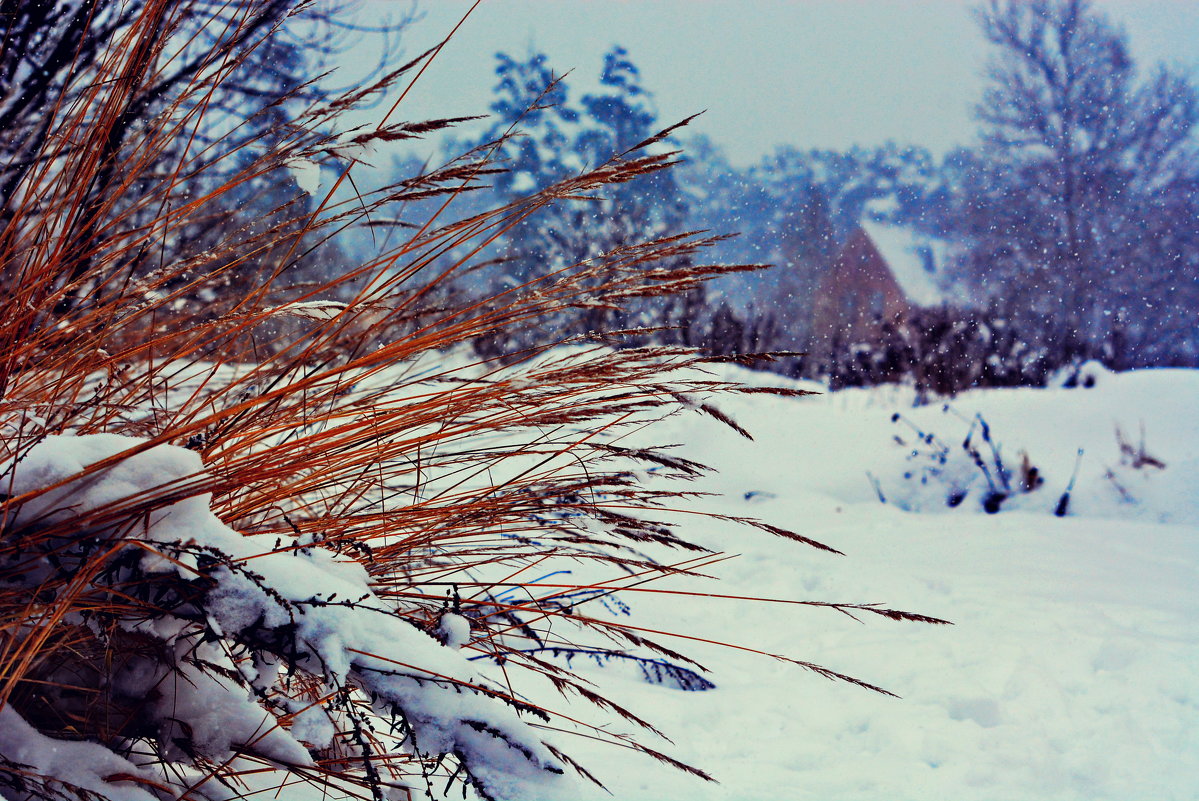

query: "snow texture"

left=1, top=434, right=564, bottom=800
left=3, top=363, right=1197, bottom=801
left=508, top=363, right=1199, bottom=801
left=437, top=613, right=473, bottom=650
left=286, top=157, right=321, bottom=197
left=0, top=707, right=160, bottom=801
left=265, top=299, right=347, bottom=321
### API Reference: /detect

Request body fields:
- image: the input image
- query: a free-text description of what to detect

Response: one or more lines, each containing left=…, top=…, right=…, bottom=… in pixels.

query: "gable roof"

left=858, top=220, right=950, bottom=308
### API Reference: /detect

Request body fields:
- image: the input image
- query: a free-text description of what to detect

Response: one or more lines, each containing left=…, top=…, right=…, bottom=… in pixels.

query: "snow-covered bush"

left=1048, top=359, right=1113, bottom=390
left=868, top=381, right=1193, bottom=524
left=880, top=407, right=1070, bottom=515
left=2, top=434, right=572, bottom=800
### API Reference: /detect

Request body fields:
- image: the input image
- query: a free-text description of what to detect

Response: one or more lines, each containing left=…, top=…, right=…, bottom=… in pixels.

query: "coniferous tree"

left=469, top=47, right=699, bottom=352
left=575, top=47, right=692, bottom=338
left=479, top=52, right=583, bottom=287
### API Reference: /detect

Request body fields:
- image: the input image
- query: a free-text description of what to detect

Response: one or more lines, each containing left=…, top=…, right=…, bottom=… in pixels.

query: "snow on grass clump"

left=879, top=406, right=1075, bottom=515
left=0, top=705, right=162, bottom=801
left=861, top=369, right=1196, bottom=522
left=0, top=435, right=565, bottom=801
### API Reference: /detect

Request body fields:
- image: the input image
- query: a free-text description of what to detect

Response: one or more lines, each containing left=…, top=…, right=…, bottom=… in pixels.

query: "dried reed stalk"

left=0, top=3, right=945, bottom=800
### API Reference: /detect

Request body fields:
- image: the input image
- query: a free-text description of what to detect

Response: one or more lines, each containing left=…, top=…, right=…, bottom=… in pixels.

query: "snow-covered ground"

left=527, top=365, right=1199, bottom=800
left=5, top=362, right=1195, bottom=801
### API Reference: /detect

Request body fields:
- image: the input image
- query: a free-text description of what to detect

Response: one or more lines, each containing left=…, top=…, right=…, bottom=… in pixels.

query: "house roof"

left=859, top=220, right=951, bottom=308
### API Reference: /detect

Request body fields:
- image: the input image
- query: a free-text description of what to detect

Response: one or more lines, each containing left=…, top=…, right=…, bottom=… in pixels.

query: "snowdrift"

left=518, top=365, right=1199, bottom=801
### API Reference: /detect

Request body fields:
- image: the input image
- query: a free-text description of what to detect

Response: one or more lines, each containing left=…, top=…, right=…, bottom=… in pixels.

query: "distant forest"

left=348, top=0, right=1199, bottom=394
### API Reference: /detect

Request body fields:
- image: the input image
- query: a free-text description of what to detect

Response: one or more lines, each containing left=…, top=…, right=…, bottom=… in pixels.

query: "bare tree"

left=956, top=0, right=1199, bottom=365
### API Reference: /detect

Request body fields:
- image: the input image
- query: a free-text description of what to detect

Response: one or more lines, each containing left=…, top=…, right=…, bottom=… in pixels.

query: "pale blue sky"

left=355, top=1, right=1199, bottom=165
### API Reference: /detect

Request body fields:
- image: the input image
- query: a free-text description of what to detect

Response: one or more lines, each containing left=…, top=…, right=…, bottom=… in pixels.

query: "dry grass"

left=0, top=3, right=944, bottom=800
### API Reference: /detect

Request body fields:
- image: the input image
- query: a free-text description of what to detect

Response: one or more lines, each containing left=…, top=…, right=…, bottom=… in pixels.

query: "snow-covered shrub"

left=869, top=385, right=1196, bottom=523
left=1099, top=422, right=1172, bottom=513
left=2, top=434, right=572, bottom=800
left=881, top=407, right=1071, bottom=514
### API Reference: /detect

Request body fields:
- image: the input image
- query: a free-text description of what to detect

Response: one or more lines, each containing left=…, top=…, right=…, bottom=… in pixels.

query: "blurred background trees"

left=448, top=46, right=700, bottom=357
left=0, top=0, right=409, bottom=316
left=15, top=0, right=1189, bottom=392
left=952, top=0, right=1199, bottom=369
left=402, top=0, right=1197, bottom=393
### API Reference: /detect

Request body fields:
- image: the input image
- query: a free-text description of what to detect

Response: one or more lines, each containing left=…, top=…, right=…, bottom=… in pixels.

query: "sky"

left=355, top=1, right=1199, bottom=166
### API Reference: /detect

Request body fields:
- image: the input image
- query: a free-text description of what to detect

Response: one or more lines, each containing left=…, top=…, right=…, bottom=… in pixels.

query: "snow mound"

left=1, top=435, right=565, bottom=801
left=526, top=364, right=1199, bottom=801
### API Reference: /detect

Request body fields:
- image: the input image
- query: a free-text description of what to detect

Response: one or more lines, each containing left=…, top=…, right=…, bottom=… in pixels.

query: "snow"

left=510, top=170, right=537, bottom=194
left=499, top=364, right=1199, bottom=800
left=0, top=706, right=161, bottom=801
left=1, top=433, right=568, bottom=800
left=287, top=157, right=321, bottom=197
left=438, top=612, right=473, bottom=649
left=862, top=195, right=900, bottom=216
left=265, top=298, right=347, bottom=321
left=3, top=363, right=1197, bottom=800
left=860, top=219, right=951, bottom=308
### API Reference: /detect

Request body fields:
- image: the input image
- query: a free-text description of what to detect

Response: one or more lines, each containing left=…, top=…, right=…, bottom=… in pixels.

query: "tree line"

left=387, top=0, right=1198, bottom=392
